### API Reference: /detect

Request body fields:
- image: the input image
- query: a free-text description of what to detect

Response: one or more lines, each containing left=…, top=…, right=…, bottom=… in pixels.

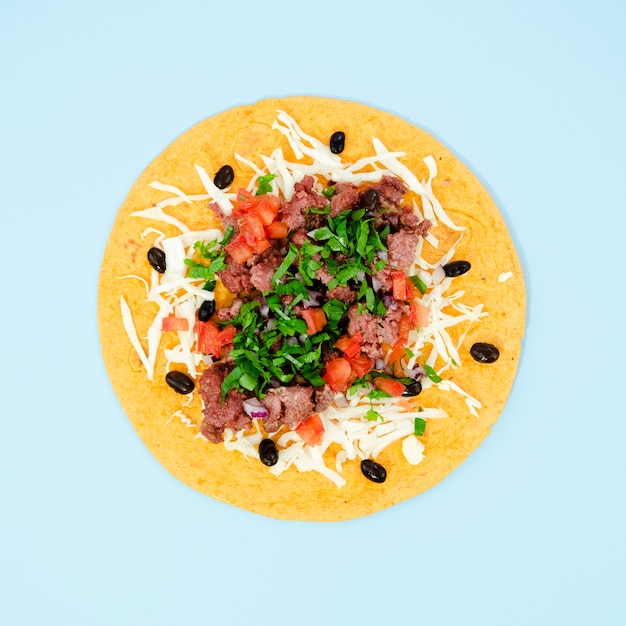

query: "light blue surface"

left=1, top=1, right=625, bottom=624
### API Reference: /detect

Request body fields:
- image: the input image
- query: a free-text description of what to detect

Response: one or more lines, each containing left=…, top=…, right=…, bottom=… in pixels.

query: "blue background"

left=1, top=1, right=625, bottom=624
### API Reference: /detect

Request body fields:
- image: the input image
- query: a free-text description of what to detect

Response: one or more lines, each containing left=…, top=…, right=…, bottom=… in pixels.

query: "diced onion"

left=242, top=398, right=269, bottom=419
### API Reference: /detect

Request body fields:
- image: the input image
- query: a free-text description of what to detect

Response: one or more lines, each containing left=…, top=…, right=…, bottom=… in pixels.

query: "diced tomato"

left=391, top=270, right=408, bottom=300
left=240, top=212, right=266, bottom=246
left=196, top=321, right=236, bottom=357
left=218, top=324, right=236, bottom=346
left=295, top=413, right=325, bottom=446
left=301, top=308, right=327, bottom=335
left=254, top=195, right=280, bottom=225
left=322, top=357, right=353, bottom=392
left=196, top=320, right=221, bottom=356
left=398, top=315, right=412, bottom=343
left=161, top=316, right=190, bottom=332
left=412, top=302, right=429, bottom=327
left=374, top=377, right=406, bottom=396
left=405, top=277, right=417, bottom=300
left=347, top=353, right=373, bottom=378
left=252, top=237, right=271, bottom=254
left=264, top=220, right=289, bottom=239
left=232, top=188, right=257, bottom=213
left=225, top=235, right=254, bottom=264
left=386, top=341, right=407, bottom=377
left=335, top=333, right=363, bottom=359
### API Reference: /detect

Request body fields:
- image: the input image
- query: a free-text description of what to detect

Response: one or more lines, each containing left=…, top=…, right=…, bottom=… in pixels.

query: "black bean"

left=402, top=381, right=422, bottom=397
left=360, top=187, right=380, bottom=212
left=198, top=299, right=216, bottom=322
left=165, top=371, right=195, bottom=395
left=361, top=459, right=387, bottom=483
left=147, top=247, right=166, bottom=273
left=443, top=260, right=471, bottom=277
left=213, top=165, right=234, bottom=189
left=258, top=438, right=279, bottom=466
left=470, top=342, right=500, bottom=363
left=329, top=131, right=345, bottom=154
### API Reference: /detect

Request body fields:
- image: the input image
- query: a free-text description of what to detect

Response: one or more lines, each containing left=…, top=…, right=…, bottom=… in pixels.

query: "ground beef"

left=387, top=229, right=420, bottom=269
left=346, top=303, right=408, bottom=359
left=199, top=363, right=251, bottom=443
left=249, top=250, right=283, bottom=292
left=216, top=298, right=243, bottom=321
left=218, top=259, right=254, bottom=294
left=373, top=263, right=393, bottom=292
left=376, top=176, right=407, bottom=206
left=330, top=183, right=360, bottom=217
left=347, top=306, right=383, bottom=359
left=314, top=385, right=335, bottom=413
left=415, top=218, right=432, bottom=237
left=291, top=228, right=309, bottom=247
left=281, top=175, right=327, bottom=229
left=327, top=284, right=356, bottom=303
left=261, top=386, right=314, bottom=432
left=315, top=265, right=334, bottom=285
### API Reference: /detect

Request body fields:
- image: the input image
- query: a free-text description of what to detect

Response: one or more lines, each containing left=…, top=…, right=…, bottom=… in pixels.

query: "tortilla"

left=98, top=97, right=525, bottom=521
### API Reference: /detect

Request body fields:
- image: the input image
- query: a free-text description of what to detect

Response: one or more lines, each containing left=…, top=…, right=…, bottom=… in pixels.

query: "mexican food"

left=98, top=97, right=526, bottom=521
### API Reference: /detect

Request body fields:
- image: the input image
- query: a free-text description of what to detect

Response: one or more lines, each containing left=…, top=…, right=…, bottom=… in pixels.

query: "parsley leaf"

left=414, top=417, right=427, bottom=436
left=256, top=174, right=276, bottom=195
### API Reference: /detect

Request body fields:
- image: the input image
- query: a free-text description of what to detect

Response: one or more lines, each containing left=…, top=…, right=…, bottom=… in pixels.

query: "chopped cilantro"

left=365, top=407, right=383, bottom=422
left=414, top=417, right=427, bottom=436
left=424, top=364, right=442, bottom=383
left=409, top=274, right=428, bottom=294
left=256, top=173, right=276, bottom=195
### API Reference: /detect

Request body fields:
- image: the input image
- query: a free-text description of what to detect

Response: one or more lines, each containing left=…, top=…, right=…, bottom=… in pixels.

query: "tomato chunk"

left=240, top=212, right=266, bottom=245
left=232, top=188, right=258, bottom=213
left=391, top=270, right=408, bottom=300
left=196, top=321, right=236, bottom=357
left=374, top=377, right=406, bottom=396
left=254, top=195, right=280, bottom=225
left=412, top=302, right=429, bottom=327
left=225, top=235, right=254, bottom=264
left=161, top=316, right=189, bottom=332
left=252, top=237, right=271, bottom=254
left=264, top=220, right=289, bottom=239
left=295, top=413, right=325, bottom=446
left=347, top=353, right=373, bottom=378
left=386, top=342, right=407, bottom=377
left=335, top=332, right=363, bottom=359
left=196, top=320, right=221, bottom=356
left=322, top=357, right=353, bottom=392
left=301, top=308, right=327, bottom=335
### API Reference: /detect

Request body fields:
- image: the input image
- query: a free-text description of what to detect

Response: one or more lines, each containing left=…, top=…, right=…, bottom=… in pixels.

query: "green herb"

left=414, top=417, right=427, bottom=436
left=220, top=293, right=345, bottom=399
left=365, top=407, right=383, bottom=422
left=322, top=186, right=335, bottom=198
left=256, top=173, right=276, bottom=195
left=221, top=226, right=234, bottom=245
left=184, top=236, right=228, bottom=284
left=409, top=274, right=428, bottom=294
left=424, top=364, right=442, bottom=383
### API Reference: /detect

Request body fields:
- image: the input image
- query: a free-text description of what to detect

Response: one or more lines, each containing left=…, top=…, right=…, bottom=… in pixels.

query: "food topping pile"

left=121, top=111, right=493, bottom=487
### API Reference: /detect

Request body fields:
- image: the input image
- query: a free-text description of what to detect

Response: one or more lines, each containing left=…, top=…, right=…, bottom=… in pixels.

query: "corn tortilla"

left=98, top=97, right=525, bottom=521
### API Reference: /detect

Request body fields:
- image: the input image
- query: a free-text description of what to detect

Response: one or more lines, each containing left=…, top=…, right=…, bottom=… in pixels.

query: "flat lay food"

left=98, top=97, right=525, bottom=521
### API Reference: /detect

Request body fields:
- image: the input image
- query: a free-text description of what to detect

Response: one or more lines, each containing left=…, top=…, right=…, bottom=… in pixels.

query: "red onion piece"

left=242, top=397, right=268, bottom=419
left=302, top=291, right=323, bottom=308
